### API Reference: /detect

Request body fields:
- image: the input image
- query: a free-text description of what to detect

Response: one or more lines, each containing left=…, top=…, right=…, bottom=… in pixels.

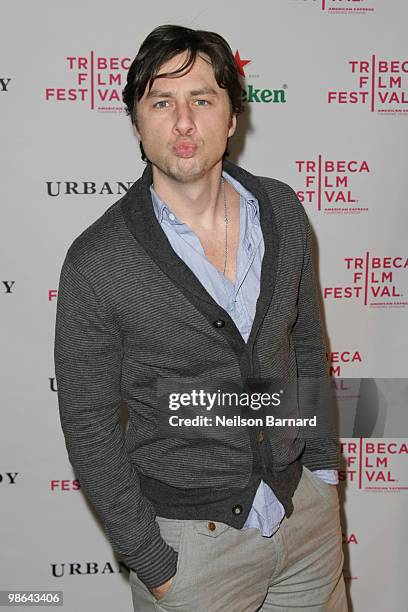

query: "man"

left=54, top=24, right=348, bottom=611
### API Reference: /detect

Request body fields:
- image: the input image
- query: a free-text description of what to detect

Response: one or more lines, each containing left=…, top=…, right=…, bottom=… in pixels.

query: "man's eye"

left=154, top=100, right=169, bottom=109
left=194, top=99, right=209, bottom=106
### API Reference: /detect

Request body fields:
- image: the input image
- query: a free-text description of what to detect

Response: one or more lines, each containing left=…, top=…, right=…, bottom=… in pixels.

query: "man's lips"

left=172, top=142, right=198, bottom=158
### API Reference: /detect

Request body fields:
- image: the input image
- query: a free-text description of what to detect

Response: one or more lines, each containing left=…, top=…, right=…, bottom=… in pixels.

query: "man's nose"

left=173, top=101, right=196, bottom=135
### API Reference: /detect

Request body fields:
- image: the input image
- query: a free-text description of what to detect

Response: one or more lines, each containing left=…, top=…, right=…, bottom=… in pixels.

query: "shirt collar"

left=149, top=185, right=177, bottom=224
left=149, top=169, right=259, bottom=226
left=222, top=170, right=259, bottom=222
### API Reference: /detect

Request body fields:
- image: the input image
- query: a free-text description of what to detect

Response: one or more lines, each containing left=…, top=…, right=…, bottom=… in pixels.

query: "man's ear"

left=132, top=122, right=141, bottom=140
left=228, top=113, right=237, bottom=139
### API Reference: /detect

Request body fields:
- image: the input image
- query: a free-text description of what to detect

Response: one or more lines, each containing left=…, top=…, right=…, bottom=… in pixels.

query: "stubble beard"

left=154, top=144, right=215, bottom=184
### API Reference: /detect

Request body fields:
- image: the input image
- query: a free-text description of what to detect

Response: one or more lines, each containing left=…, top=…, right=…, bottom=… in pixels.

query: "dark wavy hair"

left=122, top=24, right=244, bottom=161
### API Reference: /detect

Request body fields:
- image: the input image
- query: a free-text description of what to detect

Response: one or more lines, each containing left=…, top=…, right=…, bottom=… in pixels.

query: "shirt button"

left=213, top=319, right=225, bottom=328
left=232, top=504, right=243, bottom=515
left=168, top=213, right=176, bottom=221
left=208, top=521, right=216, bottom=531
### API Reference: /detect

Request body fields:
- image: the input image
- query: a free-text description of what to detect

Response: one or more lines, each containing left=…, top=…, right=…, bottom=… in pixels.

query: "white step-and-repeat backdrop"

left=1, top=1, right=407, bottom=610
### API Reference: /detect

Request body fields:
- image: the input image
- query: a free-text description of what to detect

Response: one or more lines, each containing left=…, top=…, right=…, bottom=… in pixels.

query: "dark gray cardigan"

left=54, top=158, right=339, bottom=588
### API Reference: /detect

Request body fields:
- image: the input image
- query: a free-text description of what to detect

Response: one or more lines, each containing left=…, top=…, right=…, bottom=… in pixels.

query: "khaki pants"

left=129, top=465, right=348, bottom=611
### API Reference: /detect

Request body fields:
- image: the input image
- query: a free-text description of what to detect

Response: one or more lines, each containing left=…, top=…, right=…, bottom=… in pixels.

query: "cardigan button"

left=208, top=521, right=216, bottom=531
left=213, top=319, right=225, bottom=328
left=232, top=504, right=243, bottom=515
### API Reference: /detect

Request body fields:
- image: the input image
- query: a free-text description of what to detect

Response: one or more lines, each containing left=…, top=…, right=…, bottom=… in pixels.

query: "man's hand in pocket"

left=149, top=576, right=174, bottom=601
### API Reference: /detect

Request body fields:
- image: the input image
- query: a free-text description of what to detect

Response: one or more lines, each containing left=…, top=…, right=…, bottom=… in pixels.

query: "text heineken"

left=241, top=85, right=286, bottom=104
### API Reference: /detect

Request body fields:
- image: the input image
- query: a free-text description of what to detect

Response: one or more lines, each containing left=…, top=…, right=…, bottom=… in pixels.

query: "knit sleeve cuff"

left=124, top=533, right=179, bottom=589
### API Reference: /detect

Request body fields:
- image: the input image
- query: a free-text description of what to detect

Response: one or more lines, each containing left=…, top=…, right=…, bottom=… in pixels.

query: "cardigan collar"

left=120, top=158, right=282, bottom=354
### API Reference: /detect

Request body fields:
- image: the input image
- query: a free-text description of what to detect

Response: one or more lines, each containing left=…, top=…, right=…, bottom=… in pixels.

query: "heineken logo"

left=234, top=50, right=251, bottom=78
left=241, top=85, right=286, bottom=104
left=235, top=49, right=287, bottom=105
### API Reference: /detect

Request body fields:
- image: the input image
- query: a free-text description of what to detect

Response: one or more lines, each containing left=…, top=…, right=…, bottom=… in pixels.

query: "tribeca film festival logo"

left=327, top=350, right=362, bottom=376
left=340, top=439, right=408, bottom=491
left=50, top=479, right=80, bottom=492
left=290, top=0, right=375, bottom=14
left=328, top=57, right=408, bottom=115
left=295, top=157, right=370, bottom=214
left=235, top=50, right=287, bottom=106
left=44, top=53, right=131, bottom=112
left=324, top=254, right=408, bottom=308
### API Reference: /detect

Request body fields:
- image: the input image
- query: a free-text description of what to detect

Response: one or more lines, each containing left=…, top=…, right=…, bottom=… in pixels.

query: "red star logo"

left=234, top=50, right=251, bottom=78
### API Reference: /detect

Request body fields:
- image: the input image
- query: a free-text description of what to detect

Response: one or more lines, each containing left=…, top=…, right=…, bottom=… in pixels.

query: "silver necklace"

left=221, top=177, right=228, bottom=276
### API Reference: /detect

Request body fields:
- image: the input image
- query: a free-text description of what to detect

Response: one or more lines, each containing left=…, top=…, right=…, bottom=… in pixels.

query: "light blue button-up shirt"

left=150, top=170, right=338, bottom=538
